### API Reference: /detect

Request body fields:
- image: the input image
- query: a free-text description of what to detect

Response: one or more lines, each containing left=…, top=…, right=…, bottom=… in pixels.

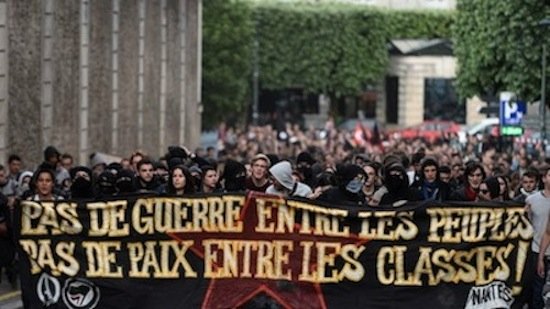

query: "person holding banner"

left=514, top=169, right=540, bottom=203
left=529, top=166, right=550, bottom=309
left=317, top=164, right=366, bottom=205
left=200, top=165, right=222, bottom=193
left=135, top=159, right=163, bottom=194
left=266, top=161, right=312, bottom=198
left=220, top=160, right=247, bottom=192
left=477, top=177, right=502, bottom=201
left=379, top=160, right=418, bottom=207
left=165, top=165, right=195, bottom=195
left=68, top=166, right=94, bottom=200
left=0, top=193, right=15, bottom=289
left=449, top=161, right=486, bottom=201
left=26, top=168, right=64, bottom=202
left=245, top=154, right=271, bottom=192
left=411, top=157, right=450, bottom=202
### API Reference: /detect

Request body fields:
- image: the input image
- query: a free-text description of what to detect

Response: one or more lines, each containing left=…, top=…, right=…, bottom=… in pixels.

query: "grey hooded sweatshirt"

left=266, top=161, right=312, bottom=198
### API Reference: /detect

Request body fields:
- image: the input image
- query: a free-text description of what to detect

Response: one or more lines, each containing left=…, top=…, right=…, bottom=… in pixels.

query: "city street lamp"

left=540, top=18, right=550, bottom=146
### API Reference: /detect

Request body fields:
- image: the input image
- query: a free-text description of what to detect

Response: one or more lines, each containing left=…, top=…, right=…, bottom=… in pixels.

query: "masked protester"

left=222, top=160, right=246, bottom=193
left=318, top=164, right=366, bottom=206
left=266, top=161, right=311, bottom=198
left=115, top=169, right=137, bottom=196
left=296, top=151, right=317, bottom=188
left=96, top=171, right=117, bottom=198
left=379, top=161, right=418, bottom=207
left=69, top=166, right=94, bottom=200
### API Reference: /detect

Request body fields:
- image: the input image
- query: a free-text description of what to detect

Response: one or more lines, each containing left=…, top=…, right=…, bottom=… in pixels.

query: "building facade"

left=1, top=0, right=202, bottom=167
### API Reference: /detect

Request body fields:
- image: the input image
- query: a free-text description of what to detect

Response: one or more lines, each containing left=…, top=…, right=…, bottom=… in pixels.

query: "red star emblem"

left=169, top=192, right=369, bottom=309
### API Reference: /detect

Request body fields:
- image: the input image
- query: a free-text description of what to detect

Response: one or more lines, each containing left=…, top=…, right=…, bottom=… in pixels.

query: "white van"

left=458, top=118, right=499, bottom=143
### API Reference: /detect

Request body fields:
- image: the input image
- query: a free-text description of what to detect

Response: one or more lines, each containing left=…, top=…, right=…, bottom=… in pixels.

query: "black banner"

left=14, top=193, right=533, bottom=309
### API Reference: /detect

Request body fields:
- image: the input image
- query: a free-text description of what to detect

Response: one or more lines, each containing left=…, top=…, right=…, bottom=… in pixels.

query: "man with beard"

left=379, top=161, right=418, bottom=207
left=69, top=166, right=95, bottom=200
left=135, top=159, right=163, bottom=194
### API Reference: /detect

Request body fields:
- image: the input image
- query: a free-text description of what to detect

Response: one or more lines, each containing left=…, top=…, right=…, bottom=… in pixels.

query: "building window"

left=385, top=76, right=399, bottom=124
left=424, top=78, right=465, bottom=123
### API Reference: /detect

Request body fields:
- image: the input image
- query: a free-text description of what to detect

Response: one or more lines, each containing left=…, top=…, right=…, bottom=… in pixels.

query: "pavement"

left=0, top=271, right=22, bottom=309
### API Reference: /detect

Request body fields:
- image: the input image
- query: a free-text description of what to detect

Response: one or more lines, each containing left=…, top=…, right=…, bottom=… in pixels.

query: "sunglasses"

left=479, top=189, right=489, bottom=194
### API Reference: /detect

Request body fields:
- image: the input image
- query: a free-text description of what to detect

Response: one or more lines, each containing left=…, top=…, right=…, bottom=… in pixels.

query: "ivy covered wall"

left=202, top=0, right=455, bottom=127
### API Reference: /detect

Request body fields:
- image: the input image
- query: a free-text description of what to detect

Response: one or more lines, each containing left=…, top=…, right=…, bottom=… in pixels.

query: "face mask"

left=346, top=179, right=364, bottom=193
left=116, top=177, right=135, bottom=193
left=71, top=177, right=91, bottom=192
left=386, top=174, right=406, bottom=192
left=225, top=176, right=246, bottom=192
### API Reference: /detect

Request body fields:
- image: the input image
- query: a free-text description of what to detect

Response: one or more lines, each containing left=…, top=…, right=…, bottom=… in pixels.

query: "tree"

left=453, top=0, right=550, bottom=103
left=202, top=0, right=253, bottom=129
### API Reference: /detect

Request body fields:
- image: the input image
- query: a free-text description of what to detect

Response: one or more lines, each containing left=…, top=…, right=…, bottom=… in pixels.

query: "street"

left=0, top=272, right=22, bottom=309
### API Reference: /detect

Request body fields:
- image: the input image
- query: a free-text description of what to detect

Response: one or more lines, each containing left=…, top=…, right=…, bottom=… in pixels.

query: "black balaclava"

left=338, top=164, right=366, bottom=194
left=296, top=151, right=316, bottom=181
left=116, top=169, right=136, bottom=194
left=385, top=162, right=409, bottom=194
left=69, top=166, right=94, bottom=199
left=223, top=160, right=246, bottom=192
left=97, top=171, right=117, bottom=197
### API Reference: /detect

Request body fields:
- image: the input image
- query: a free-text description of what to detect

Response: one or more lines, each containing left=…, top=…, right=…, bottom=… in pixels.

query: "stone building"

left=0, top=0, right=202, bottom=167
left=380, top=39, right=486, bottom=128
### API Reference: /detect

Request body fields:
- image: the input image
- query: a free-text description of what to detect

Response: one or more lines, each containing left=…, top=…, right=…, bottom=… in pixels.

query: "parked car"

left=394, top=120, right=461, bottom=143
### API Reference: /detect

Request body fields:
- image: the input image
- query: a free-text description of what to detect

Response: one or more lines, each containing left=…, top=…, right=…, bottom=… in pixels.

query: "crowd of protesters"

left=1, top=121, right=550, bottom=307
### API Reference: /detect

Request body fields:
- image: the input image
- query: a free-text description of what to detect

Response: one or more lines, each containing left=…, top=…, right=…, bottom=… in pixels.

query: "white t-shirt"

left=526, top=191, right=550, bottom=255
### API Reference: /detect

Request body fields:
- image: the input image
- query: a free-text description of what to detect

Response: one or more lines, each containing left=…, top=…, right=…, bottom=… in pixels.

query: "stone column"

left=0, top=0, right=7, bottom=164
left=79, top=0, right=90, bottom=165
left=158, top=0, right=167, bottom=156
left=178, top=0, right=186, bottom=146
left=41, top=0, right=55, bottom=148
left=111, top=0, right=120, bottom=154
left=184, top=0, right=201, bottom=149
left=137, top=0, right=146, bottom=150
